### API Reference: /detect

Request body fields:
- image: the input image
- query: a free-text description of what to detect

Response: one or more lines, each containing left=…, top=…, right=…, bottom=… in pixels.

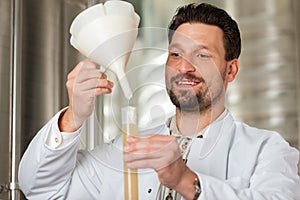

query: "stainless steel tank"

left=225, top=0, right=300, bottom=150
left=0, top=0, right=89, bottom=199
left=0, top=0, right=13, bottom=199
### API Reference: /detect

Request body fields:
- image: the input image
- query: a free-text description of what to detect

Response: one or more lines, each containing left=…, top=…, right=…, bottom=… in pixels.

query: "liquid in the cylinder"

left=123, top=123, right=138, bottom=200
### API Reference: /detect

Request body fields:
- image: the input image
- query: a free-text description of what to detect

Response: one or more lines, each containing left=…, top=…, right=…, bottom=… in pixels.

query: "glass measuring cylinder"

left=122, top=106, right=138, bottom=200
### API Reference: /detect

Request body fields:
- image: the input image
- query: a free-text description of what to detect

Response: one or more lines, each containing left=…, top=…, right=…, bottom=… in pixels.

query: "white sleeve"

left=18, top=108, right=82, bottom=199
left=45, top=108, right=81, bottom=149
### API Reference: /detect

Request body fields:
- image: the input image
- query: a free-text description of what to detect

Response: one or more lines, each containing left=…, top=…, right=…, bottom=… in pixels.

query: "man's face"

left=165, top=23, right=229, bottom=113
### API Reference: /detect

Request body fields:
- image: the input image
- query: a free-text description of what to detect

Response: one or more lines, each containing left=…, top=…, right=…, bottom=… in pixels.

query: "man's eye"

left=170, top=52, right=180, bottom=57
left=198, top=53, right=210, bottom=58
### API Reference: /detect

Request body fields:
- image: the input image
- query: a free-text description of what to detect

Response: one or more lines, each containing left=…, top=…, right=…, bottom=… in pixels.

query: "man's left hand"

left=123, top=134, right=197, bottom=198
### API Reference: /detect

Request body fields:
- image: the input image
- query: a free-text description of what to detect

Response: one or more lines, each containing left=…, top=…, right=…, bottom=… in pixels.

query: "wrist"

left=58, top=108, right=81, bottom=132
left=174, top=168, right=199, bottom=200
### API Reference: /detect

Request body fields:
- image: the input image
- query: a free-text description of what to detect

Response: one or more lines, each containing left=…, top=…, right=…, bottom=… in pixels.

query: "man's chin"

left=174, top=100, right=201, bottom=112
left=178, top=106, right=200, bottom=113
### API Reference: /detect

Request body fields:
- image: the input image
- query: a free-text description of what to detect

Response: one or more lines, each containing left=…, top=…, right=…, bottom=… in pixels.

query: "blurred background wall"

left=0, top=0, right=86, bottom=199
left=0, top=0, right=299, bottom=199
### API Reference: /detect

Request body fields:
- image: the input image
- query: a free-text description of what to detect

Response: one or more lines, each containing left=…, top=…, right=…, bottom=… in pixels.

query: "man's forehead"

left=170, top=23, right=223, bottom=42
left=169, top=30, right=210, bottom=50
left=168, top=23, right=224, bottom=54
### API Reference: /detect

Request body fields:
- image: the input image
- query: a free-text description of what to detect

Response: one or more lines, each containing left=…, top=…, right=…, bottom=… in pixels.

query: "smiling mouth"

left=177, top=80, right=199, bottom=86
left=176, top=79, right=202, bottom=87
left=171, top=74, right=204, bottom=88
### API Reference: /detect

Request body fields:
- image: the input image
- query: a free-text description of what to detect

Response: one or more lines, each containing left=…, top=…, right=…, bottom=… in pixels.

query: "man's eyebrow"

left=168, top=43, right=209, bottom=50
left=168, top=43, right=181, bottom=49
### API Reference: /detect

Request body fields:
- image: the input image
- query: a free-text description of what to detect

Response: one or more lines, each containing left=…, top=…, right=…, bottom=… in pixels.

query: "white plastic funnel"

left=70, top=0, right=140, bottom=100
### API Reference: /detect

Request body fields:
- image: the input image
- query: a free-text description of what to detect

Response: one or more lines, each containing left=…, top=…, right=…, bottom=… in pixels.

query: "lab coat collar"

left=166, top=109, right=229, bottom=138
left=188, top=112, right=235, bottom=179
left=165, top=110, right=235, bottom=180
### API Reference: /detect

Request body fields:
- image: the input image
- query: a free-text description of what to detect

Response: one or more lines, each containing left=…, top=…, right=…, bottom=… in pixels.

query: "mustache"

left=170, top=74, right=205, bottom=83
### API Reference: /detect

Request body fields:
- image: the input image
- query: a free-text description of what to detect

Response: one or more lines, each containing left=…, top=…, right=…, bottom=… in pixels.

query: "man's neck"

left=175, top=105, right=225, bottom=136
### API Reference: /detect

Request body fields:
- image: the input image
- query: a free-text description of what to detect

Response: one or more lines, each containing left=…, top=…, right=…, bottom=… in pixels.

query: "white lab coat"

left=19, top=109, right=300, bottom=200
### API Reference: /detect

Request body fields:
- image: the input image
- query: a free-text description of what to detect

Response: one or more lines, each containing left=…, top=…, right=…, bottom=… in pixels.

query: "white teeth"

left=178, top=81, right=197, bottom=85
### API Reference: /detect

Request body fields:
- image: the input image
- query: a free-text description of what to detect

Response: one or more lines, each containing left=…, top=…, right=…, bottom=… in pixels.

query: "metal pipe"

left=84, top=0, right=105, bottom=150
left=9, top=0, right=22, bottom=199
left=292, top=0, right=300, bottom=171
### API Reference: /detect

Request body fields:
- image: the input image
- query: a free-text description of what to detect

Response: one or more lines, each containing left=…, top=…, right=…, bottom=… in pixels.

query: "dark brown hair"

left=168, top=3, right=241, bottom=61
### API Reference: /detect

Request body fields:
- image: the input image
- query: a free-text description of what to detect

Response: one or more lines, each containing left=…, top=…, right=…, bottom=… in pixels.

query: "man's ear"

left=226, top=59, right=239, bottom=83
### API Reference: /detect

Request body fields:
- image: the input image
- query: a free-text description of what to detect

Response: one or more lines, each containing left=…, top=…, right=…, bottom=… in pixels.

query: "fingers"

left=124, top=135, right=176, bottom=153
left=123, top=135, right=181, bottom=170
left=64, top=59, right=114, bottom=129
left=67, top=59, right=114, bottom=97
left=74, top=76, right=113, bottom=93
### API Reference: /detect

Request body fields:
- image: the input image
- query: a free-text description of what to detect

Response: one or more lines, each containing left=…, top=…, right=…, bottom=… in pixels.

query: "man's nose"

left=178, top=58, right=196, bottom=74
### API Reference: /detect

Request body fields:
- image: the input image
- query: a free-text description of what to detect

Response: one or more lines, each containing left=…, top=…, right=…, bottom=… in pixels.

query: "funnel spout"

left=116, top=70, right=133, bottom=100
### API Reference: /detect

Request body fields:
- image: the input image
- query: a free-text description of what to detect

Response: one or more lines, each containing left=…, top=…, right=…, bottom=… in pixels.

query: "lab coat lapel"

left=188, top=114, right=235, bottom=180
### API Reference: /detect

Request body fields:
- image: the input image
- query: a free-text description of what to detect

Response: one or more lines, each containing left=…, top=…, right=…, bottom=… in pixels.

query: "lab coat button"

left=52, top=132, right=62, bottom=148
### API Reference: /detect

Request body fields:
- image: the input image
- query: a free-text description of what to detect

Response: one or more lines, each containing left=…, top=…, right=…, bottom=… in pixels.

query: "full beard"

left=166, top=74, right=224, bottom=113
left=167, top=84, right=211, bottom=113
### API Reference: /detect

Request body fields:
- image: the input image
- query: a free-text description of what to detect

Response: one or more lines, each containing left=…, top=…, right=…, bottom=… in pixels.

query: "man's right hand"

left=59, top=59, right=114, bottom=132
